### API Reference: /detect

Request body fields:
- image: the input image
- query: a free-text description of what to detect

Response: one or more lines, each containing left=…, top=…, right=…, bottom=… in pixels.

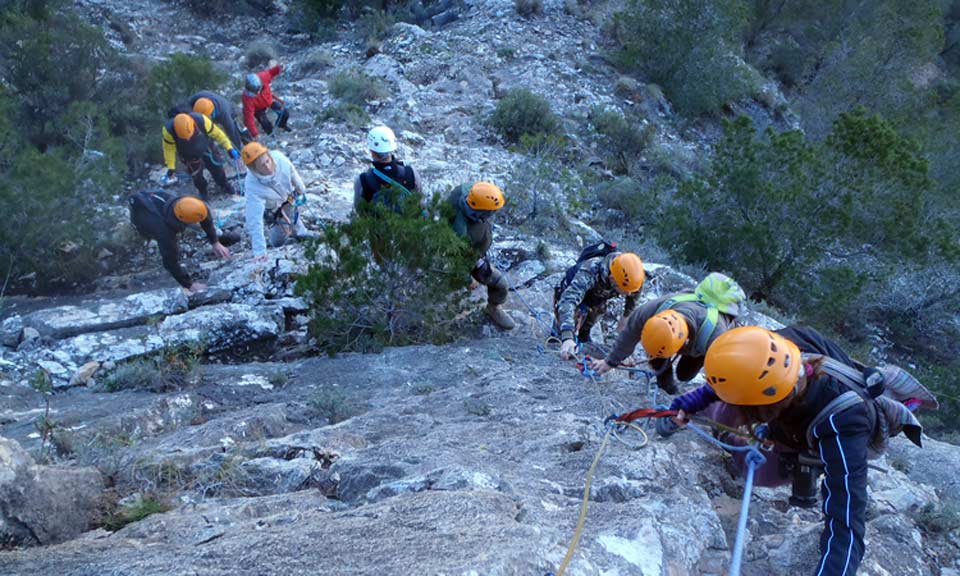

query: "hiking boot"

left=279, top=124, right=293, bottom=132
left=485, top=304, right=515, bottom=330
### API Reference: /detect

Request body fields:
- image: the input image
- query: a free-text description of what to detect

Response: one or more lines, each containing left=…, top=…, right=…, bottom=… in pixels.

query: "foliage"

left=245, top=40, right=278, bottom=70
left=328, top=69, right=387, bottom=106
left=102, top=495, right=170, bottom=531
left=317, top=103, right=371, bottom=128
left=653, top=112, right=952, bottom=331
left=295, top=193, right=474, bottom=353
left=589, top=106, right=655, bottom=175
left=612, top=0, right=760, bottom=116
left=30, top=370, right=57, bottom=462
left=596, top=176, right=665, bottom=223
left=515, top=0, right=543, bottom=17
left=310, top=387, right=358, bottom=423
left=104, top=345, right=204, bottom=392
left=488, top=88, right=560, bottom=144
left=145, top=53, right=228, bottom=118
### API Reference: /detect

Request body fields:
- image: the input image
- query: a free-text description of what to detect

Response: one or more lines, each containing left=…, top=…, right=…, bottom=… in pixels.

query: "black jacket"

left=128, top=190, right=217, bottom=288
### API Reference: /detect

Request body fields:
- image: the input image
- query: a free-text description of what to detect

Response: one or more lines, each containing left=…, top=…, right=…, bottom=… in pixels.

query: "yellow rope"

left=556, top=426, right=614, bottom=576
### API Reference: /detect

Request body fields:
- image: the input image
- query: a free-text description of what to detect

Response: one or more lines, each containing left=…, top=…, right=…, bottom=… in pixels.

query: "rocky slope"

left=0, top=0, right=958, bottom=575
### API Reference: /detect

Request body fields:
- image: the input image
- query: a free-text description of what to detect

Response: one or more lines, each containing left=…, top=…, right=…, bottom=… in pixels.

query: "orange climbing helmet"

left=466, top=182, right=504, bottom=211
left=242, top=142, right=268, bottom=166
left=609, top=252, right=644, bottom=293
left=173, top=114, right=196, bottom=139
left=173, top=196, right=208, bottom=224
left=193, top=97, right=215, bottom=117
left=704, top=326, right=801, bottom=406
left=641, top=310, right=687, bottom=359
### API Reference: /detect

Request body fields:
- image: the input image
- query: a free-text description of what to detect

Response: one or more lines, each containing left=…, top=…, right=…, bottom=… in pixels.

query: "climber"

left=128, top=189, right=231, bottom=294
left=242, top=60, right=290, bottom=139
left=242, top=142, right=318, bottom=260
left=189, top=91, right=245, bottom=150
left=589, top=290, right=737, bottom=393
left=161, top=112, right=239, bottom=199
left=445, top=181, right=514, bottom=330
left=666, top=325, right=882, bottom=575
left=555, top=251, right=645, bottom=360
left=353, top=125, right=421, bottom=215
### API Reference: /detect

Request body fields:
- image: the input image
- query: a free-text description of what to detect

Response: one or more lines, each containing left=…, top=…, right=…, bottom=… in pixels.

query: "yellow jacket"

left=161, top=114, right=235, bottom=170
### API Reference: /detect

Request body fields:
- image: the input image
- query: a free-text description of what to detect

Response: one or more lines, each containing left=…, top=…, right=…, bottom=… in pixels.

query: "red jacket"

left=242, top=65, right=282, bottom=137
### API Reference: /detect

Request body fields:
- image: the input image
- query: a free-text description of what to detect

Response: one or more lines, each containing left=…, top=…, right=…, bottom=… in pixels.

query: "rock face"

left=0, top=437, right=103, bottom=547
left=0, top=333, right=955, bottom=574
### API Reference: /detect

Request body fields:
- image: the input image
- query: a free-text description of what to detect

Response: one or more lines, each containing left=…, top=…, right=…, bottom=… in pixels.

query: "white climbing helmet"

left=367, top=125, right=397, bottom=154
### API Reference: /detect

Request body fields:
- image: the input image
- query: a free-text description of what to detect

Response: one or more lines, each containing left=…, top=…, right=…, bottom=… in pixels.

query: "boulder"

left=18, top=289, right=188, bottom=340
left=0, top=316, right=22, bottom=348
left=0, top=436, right=103, bottom=546
left=159, top=303, right=284, bottom=353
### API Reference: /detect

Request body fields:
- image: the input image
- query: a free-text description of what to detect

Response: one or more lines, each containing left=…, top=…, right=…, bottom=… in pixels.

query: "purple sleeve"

left=670, top=384, right=719, bottom=414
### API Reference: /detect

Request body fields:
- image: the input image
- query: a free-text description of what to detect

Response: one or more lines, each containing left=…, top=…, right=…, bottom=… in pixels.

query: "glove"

left=228, top=148, right=240, bottom=160
left=161, top=170, right=178, bottom=186
left=560, top=339, right=578, bottom=360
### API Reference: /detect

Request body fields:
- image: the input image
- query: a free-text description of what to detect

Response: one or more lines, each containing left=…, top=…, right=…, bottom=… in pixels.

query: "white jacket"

left=244, top=150, right=306, bottom=256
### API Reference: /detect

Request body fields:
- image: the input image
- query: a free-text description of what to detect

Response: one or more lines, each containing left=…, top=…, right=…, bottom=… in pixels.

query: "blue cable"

left=685, top=422, right=766, bottom=576
left=496, top=261, right=557, bottom=339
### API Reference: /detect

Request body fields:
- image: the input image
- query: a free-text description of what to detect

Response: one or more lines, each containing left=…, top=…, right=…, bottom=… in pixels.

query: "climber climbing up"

left=665, top=324, right=933, bottom=576
left=242, top=59, right=290, bottom=139
left=242, top=142, right=318, bottom=261
left=127, top=190, right=231, bottom=294
left=161, top=112, right=239, bottom=199
left=353, top=125, right=421, bottom=215
left=188, top=91, right=245, bottom=150
left=446, top=181, right=514, bottom=330
left=589, top=273, right=744, bottom=393
left=554, top=247, right=645, bottom=360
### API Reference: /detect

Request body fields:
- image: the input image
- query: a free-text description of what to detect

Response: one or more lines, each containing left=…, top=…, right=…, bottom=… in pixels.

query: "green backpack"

left=656, top=273, right=746, bottom=356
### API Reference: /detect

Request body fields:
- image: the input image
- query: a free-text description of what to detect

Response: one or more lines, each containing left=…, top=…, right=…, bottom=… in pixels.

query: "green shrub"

left=102, top=495, right=170, bottom=531
left=612, top=0, right=758, bottom=116
left=515, top=0, right=543, bottom=17
left=328, top=70, right=387, bottom=106
left=146, top=53, right=228, bottom=117
left=310, top=388, right=358, bottom=424
left=317, top=103, right=370, bottom=127
left=489, top=88, right=559, bottom=144
left=295, top=194, right=474, bottom=353
left=590, top=107, right=655, bottom=175
left=653, top=112, right=951, bottom=332
left=596, top=176, right=664, bottom=223
left=104, top=345, right=203, bottom=392
left=245, top=40, right=278, bottom=70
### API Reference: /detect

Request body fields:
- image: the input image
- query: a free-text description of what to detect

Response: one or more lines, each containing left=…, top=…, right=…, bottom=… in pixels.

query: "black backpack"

left=553, top=240, right=618, bottom=302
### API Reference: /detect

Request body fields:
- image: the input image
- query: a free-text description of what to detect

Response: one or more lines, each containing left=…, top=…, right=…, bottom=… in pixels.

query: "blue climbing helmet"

left=245, top=73, right=262, bottom=94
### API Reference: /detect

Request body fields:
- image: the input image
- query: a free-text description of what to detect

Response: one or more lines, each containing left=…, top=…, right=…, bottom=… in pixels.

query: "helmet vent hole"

left=766, top=357, right=775, bottom=367
left=758, top=370, right=769, bottom=380
left=770, top=342, right=778, bottom=353
left=784, top=355, right=791, bottom=368
left=762, top=385, right=778, bottom=397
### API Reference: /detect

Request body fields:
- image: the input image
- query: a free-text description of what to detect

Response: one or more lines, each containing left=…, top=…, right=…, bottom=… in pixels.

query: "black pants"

left=183, top=148, right=230, bottom=200
left=649, top=355, right=704, bottom=393
left=811, top=404, right=870, bottom=576
left=254, top=101, right=289, bottom=135
left=471, top=258, right=507, bottom=306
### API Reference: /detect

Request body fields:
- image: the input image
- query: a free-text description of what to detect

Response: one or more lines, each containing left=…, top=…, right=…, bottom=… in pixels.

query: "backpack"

left=553, top=240, right=619, bottom=303
left=805, top=356, right=937, bottom=458
left=656, top=272, right=746, bottom=356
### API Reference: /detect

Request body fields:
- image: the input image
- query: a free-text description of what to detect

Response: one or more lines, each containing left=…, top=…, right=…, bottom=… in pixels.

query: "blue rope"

left=205, top=150, right=225, bottom=167
left=232, top=158, right=245, bottom=197
left=685, top=422, right=766, bottom=576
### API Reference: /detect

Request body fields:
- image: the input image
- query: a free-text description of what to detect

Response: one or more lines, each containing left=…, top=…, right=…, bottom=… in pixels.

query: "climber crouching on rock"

left=665, top=325, right=932, bottom=575
left=242, top=60, right=291, bottom=140
left=589, top=279, right=739, bottom=393
left=555, top=250, right=645, bottom=360
left=445, top=181, right=514, bottom=330
left=128, top=189, right=231, bottom=295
